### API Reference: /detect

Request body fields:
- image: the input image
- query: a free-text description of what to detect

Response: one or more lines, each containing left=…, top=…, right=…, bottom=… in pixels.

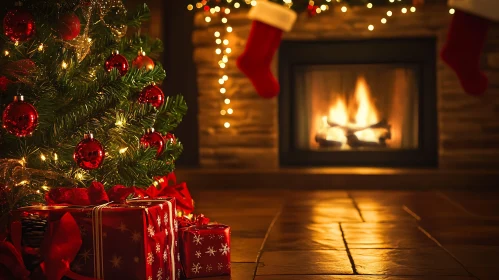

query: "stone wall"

left=192, top=3, right=499, bottom=169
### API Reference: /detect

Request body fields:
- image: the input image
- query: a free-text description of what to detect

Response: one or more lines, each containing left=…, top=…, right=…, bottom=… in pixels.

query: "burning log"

left=315, top=135, right=342, bottom=148
left=326, top=119, right=391, bottom=135
left=346, top=134, right=387, bottom=149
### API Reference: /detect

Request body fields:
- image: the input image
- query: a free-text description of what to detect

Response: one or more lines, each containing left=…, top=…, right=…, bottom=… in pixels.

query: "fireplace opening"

left=279, top=39, right=437, bottom=167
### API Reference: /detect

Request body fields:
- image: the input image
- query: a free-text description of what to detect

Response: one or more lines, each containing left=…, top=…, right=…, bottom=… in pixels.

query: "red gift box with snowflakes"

left=9, top=198, right=183, bottom=280
left=179, top=222, right=231, bottom=278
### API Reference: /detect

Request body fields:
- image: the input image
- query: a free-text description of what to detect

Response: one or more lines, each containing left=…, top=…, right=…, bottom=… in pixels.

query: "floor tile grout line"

left=435, top=191, right=499, bottom=220
left=347, top=192, right=365, bottom=222
left=417, top=226, right=479, bottom=279
left=252, top=205, right=284, bottom=280
left=402, top=205, right=422, bottom=221
left=339, top=222, right=358, bottom=275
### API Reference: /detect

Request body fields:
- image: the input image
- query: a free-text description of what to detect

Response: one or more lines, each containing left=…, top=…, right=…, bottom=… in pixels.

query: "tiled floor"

left=193, top=190, right=499, bottom=280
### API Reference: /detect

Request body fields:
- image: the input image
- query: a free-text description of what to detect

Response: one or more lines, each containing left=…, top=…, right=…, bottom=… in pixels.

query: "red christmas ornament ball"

left=164, top=133, right=176, bottom=144
left=3, top=7, right=35, bottom=42
left=140, top=128, right=165, bottom=157
left=73, top=133, right=105, bottom=170
left=58, top=12, right=81, bottom=41
left=104, top=51, right=129, bottom=76
left=132, top=51, right=155, bottom=70
left=307, top=5, right=319, bottom=17
left=138, top=84, right=165, bottom=108
left=2, top=95, right=38, bottom=137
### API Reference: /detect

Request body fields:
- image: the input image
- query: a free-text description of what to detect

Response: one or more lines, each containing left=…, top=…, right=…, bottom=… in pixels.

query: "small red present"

left=5, top=198, right=183, bottom=280
left=179, top=215, right=231, bottom=278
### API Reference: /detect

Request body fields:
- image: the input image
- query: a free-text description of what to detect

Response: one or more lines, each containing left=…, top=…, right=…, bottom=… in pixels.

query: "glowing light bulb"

left=205, top=16, right=211, bottom=23
left=220, top=88, right=226, bottom=94
left=225, top=48, right=232, bottom=54
left=196, top=2, right=203, bottom=8
left=368, top=25, right=374, bottom=31
left=62, top=61, right=68, bottom=69
left=119, top=147, right=128, bottom=154
left=221, top=17, right=228, bottom=23
left=4, top=50, right=9, bottom=56
left=225, top=8, right=231, bottom=14
left=410, top=6, right=416, bottom=12
left=223, top=39, right=229, bottom=45
left=367, top=3, right=373, bottom=8
left=321, top=4, right=327, bottom=10
left=341, top=6, right=347, bottom=12
left=234, top=3, right=240, bottom=8
left=187, top=4, right=193, bottom=10
left=38, top=43, right=44, bottom=51
left=449, top=8, right=455, bottom=14
left=226, top=26, right=233, bottom=32
left=76, top=173, right=84, bottom=180
left=401, top=7, right=407, bottom=13
left=316, top=7, right=321, bottom=14
left=220, top=63, right=226, bottom=68
left=210, top=8, right=216, bottom=14
left=40, top=154, right=46, bottom=161
left=224, top=122, right=230, bottom=128
left=227, top=108, right=233, bottom=114
left=220, top=109, right=227, bottom=115
left=216, top=39, right=222, bottom=44
left=219, top=79, right=224, bottom=84
left=224, top=98, right=230, bottom=104
left=216, top=48, right=222, bottom=54
left=223, top=75, right=229, bottom=81
left=53, top=153, right=58, bottom=161
left=389, top=0, right=394, bottom=2
left=387, top=10, right=392, bottom=16
left=222, top=55, right=228, bottom=63
left=215, top=6, right=221, bottom=12
left=381, top=18, right=387, bottom=24
left=214, top=31, right=220, bottom=37
left=250, top=0, right=257, bottom=6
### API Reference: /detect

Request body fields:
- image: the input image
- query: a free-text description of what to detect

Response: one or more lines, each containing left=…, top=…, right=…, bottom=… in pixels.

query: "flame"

left=318, top=76, right=381, bottom=147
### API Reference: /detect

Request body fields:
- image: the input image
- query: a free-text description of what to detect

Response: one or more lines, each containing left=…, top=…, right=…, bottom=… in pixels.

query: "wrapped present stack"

left=0, top=174, right=231, bottom=280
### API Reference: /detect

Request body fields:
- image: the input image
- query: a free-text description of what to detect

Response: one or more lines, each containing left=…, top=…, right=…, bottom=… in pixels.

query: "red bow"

left=0, top=213, right=95, bottom=280
left=177, top=214, right=210, bottom=229
left=45, top=173, right=193, bottom=214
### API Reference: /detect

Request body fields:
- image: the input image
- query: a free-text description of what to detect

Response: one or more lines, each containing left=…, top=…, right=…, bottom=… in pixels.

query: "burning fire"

left=317, top=76, right=383, bottom=148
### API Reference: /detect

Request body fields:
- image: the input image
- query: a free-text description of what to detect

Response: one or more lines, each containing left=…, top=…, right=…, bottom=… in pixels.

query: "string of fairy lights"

left=187, top=0, right=456, bottom=129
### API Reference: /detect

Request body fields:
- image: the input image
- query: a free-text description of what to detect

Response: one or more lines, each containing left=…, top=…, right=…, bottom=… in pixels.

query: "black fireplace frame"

left=278, top=38, right=438, bottom=167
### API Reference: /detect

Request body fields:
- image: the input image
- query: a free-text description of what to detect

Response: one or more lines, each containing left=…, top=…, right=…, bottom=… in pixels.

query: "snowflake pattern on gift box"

left=219, top=243, right=230, bottom=256
left=193, top=233, right=203, bottom=245
left=174, top=220, right=178, bottom=232
left=217, top=263, right=223, bottom=271
left=175, top=240, right=178, bottom=247
left=148, top=276, right=152, bottom=280
left=195, top=251, right=201, bottom=258
left=157, top=216, right=161, bottom=227
left=205, top=246, right=216, bottom=256
left=159, top=204, right=163, bottom=210
left=147, top=252, right=154, bottom=265
left=164, top=228, right=168, bottom=236
left=209, top=234, right=215, bottom=240
left=156, top=243, right=161, bottom=253
left=177, top=253, right=180, bottom=262
left=206, top=264, right=212, bottom=272
left=131, top=231, right=141, bottom=242
left=157, top=267, right=163, bottom=280
left=163, top=213, right=168, bottom=226
left=79, top=224, right=87, bottom=236
left=118, top=222, right=128, bottom=232
left=218, top=234, right=225, bottom=240
left=148, top=225, right=155, bottom=237
left=163, top=250, right=168, bottom=263
left=192, top=263, right=202, bottom=274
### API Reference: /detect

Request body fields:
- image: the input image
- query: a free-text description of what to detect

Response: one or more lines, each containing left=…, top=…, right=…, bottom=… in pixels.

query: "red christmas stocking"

left=237, top=1, right=297, bottom=99
left=441, top=0, right=499, bottom=96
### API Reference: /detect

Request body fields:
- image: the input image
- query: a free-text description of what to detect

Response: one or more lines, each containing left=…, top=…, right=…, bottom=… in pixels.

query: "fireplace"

left=279, top=38, right=438, bottom=167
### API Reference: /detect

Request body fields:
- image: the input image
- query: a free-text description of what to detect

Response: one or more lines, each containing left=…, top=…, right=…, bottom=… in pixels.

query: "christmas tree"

left=0, top=0, right=186, bottom=226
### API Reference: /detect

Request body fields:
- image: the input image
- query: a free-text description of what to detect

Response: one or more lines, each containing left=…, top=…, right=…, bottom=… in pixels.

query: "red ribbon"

left=177, top=214, right=210, bottom=229
left=0, top=213, right=96, bottom=280
left=45, top=172, right=193, bottom=214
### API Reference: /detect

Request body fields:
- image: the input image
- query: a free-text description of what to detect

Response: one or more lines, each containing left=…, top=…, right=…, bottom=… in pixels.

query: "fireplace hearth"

left=279, top=38, right=438, bottom=167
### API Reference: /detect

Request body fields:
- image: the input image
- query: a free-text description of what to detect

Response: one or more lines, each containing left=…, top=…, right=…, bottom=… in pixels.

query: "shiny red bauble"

left=164, top=132, right=176, bottom=144
left=140, top=128, right=165, bottom=157
left=2, top=95, right=38, bottom=137
left=3, top=7, right=35, bottom=42
left=132, top=50, right=155, bottom=70
left=307, top=5, right=319, bottom=17
left=104, top=51, right=129, bottom=76
left=138, top=84, right=165, bottom=108
left=73, top=133, right=105, bottom=170
left=58, top=12, right=81, bottom=41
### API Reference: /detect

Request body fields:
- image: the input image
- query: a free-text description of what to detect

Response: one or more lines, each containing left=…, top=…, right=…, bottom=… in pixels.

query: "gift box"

left=7, top=198, right=183, bottom=280
left=179, top=216, right=231, bottom=278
